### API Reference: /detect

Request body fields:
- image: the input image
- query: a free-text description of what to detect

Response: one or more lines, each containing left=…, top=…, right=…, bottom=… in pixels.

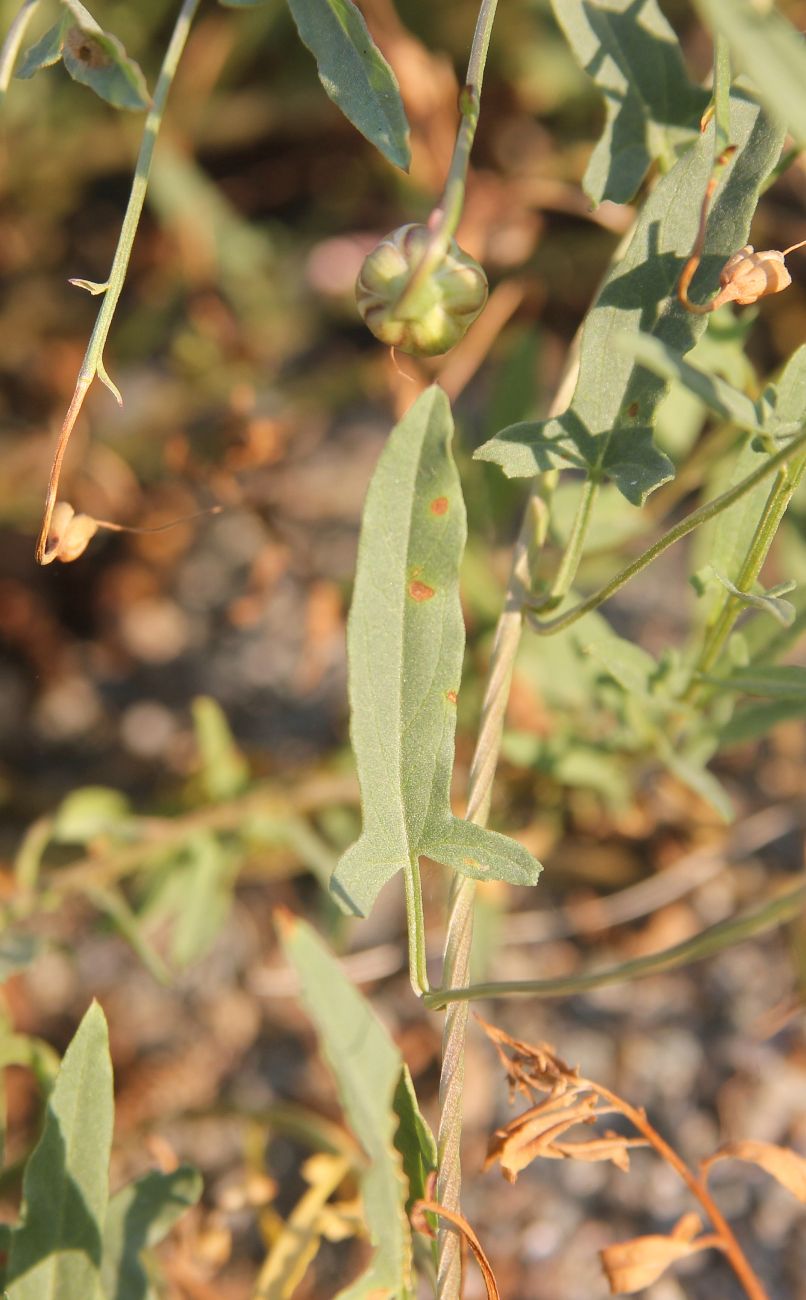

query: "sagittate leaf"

left=694, top=0, right=806, bottom=146
left=704, top=1140, right=806, bottom=1203
left=101, top=1166, right=202, bottom=1300
left=476, top=96, right=784, bottom=503
left=285, top=0, right=410, bottom=171
left=330, top=386, right=541, bottom=917
left=277, top=912, right=413, bottom=1300
left=6, top=1002, right=114, bottom=1300
left=550, top=0, right=707, bottom=204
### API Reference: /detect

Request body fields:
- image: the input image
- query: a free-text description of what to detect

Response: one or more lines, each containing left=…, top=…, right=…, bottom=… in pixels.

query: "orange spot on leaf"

left=430, top=496, right=449, bottom=515
left=409, top=580, right=435, bottom=602
left=446, top=690, right=458, bottom=704
left=463, top=857, right=483, bottom=870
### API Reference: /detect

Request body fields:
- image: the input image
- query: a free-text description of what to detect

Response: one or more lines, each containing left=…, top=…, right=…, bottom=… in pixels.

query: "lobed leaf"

left=6, top=1002, right=114, bottom=1300
left=694, top=0, right=806, bottom=146
left=550, top=0, right=707, bottom=204
left=330, top=386, right=541, bottom=918
left=476, top=97, right=784, bottom=503
left=285, top=0, right=410, bottom=171
left=277, top=912, right=413, bottom=1300
left=101, top=1167, right=202, bottom=1300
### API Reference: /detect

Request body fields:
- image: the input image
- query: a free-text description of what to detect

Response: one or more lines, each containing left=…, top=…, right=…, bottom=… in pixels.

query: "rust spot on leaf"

left=430, top=496, right=449, bottom=515
left=463, top=857, right=483, bottom=870
left=627, top=401, right=639, bottom=418
left=446, top=690, right=458, bottom=704
left=409, top=580, right=435, bottom=602
left=65, top=27, right=111, bottom=69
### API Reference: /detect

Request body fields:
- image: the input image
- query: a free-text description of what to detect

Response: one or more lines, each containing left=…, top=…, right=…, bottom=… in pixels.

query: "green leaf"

left=101, top=1166, right=202, bottom=1300
left=285, top=0, right=410, bottom=171
left=655, top=739, right=733, bottom=821
left=392, top=1066, right=437, bottom=1210
left=16, top=19, right=69, bottom=79
left=330, top=387, right=541, bottom=918
left=191, top=696, right=249, bottom=801
left=721, top=697, right=806, bottom=747
left=6, top=1002, right=113, bottom=1300
left=694, top=0, right=806, bottom=146
left=617, top=331, right=764, bottom=432
left=59, top=0, right=150, bottom=110
left=711, top=570, right=796, bottom=627
left=763, top=344, right=806, bottom=436
left=142, top=833, right=234, bottom=967
left=277, top=913, right=413, bottom=1300
left=219, top=0, right=270, bottom=6
left=476, top=96, right=784, bottom=501
left=702, top=665, right=806, bottom=699
left=584, top=632, right=658, bottom=700
left=52, top=787, right=130, bottom=844
left=550, top=0, right=707, bottom=204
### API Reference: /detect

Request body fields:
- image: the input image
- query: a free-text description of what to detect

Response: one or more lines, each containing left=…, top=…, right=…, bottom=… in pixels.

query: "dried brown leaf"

left=600, top=1213, right=710, bottom=1294
left=703, top=1139, right=806, bottom=1202
left=552, top=1132, right=649, bottom=1172
left=476, top=1014, right=580, bottom=1096
left=486, top=1096, right=599, bottom=1180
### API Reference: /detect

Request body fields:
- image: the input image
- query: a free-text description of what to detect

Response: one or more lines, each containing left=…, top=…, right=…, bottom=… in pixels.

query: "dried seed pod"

left=43, top=502, right=99, bottom=564
left=356, top=223, right=488, bottom=357
left=712, top=245, right=791, bottom=308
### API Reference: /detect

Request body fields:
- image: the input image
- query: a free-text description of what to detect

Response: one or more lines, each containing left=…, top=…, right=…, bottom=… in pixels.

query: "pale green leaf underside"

left=6, top=1002, right=113, bottom=1300
left=16, top=3, right=150, bottom=111
left=101, top=1167, right=202, bottom=1300
left=279, top=915, right=412, bottom=1300
left=285, top=0, right=410, bottom=171
left=695, top=0, right=806, bottom=146
left=550, top=0, right=707, bottom=204
left=476, top=96, right=784, bottom=502
left=331, top=386, right=541, bottom=917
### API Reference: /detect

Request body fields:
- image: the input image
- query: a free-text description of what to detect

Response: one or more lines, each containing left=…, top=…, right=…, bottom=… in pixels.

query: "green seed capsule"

left=356, top=223, right=488, bottom=357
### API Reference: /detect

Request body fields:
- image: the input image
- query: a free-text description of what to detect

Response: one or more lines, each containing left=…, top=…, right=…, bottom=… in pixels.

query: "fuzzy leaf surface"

left=331, top=386, right=541, bottom=917
left=277, top=913, right=412, bottom=1300
left=101, top=1167, right=202, bottom=1300
left=285, top=0, right=410, bottom=170
left=695, top=0, right=806, bottom=146
left=6, top=1002, right=113, bottom=1300
left=550, top=0, right=707, bottom=204
left=476, top=97, right=783, bottom=501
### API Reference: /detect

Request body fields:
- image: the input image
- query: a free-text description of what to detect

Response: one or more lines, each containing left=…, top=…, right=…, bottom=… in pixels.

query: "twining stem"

left=394, top=0, right=497, bottom=321
left=0, top=0, right=39, bottom=100
left=424, top=879, right=806, bottom=1006
left=711, top=34, right=731, bottom=158
left=435, top=345, right=580, bottom=1298
left=525, top=424, right=806, bottom=637
left=590, top=1082, right=769, bottom=1300
left=35, top=0, right=201, bottom=564
left=541, top=474, right=600, bottom=609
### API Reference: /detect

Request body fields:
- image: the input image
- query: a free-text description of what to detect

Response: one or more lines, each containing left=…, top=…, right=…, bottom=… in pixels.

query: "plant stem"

left=526, top=425, right=806, bottom=637
left=404, top=855, right=430, bottom=995
left=712, top=34, right=731, bottom=157
left=541, top=474, right=600, bottom=609
left=435, top=344, right=580, bottom=1298
left=590, top=1082, right=769, bottom=1300
left=394, top=0, right=497, bottom=320
left=686, top=453, right=806, bottom=696
left=35, top=0, right=201, bottom=564
left=424, top=879, right=806, bottom=1007
left=0, top=0, right=39, bottom=101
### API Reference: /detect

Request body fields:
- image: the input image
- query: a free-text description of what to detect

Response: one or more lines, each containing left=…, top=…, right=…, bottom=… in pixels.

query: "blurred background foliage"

left=1, top=1, right=806, bottom=1296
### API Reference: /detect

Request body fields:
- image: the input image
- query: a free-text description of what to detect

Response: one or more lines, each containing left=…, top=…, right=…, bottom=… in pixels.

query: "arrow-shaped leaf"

left=550, top=0, right=707, bottom=204
left=331, top=386, right=541, bottom=918
left=476, top=96, right=783, bottom=503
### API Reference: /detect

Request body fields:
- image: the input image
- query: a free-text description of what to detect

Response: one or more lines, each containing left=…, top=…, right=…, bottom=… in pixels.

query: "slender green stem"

left=526, top=426, right=806, bottom=638
left=540, top=475, right=600, bottom=609
left=394, top=0, right=497, bottom=320
left=688, top=454, right=806, bottom=694
left=403, top=856, right=430, bottom=995
left=424, top=880, right=806, bottom=1008
left=0, top=0, right=39, bottom=101
left=35, top=0, right=201, bottom=563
